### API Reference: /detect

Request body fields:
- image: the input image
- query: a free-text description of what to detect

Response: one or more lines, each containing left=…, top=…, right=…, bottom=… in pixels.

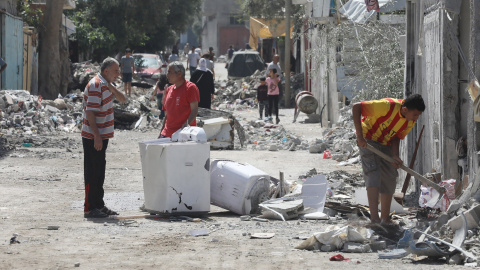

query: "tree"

left=239, top=0, right=303, bottom=27
left=332, top=21, right=405, bottom=101
left=69, top=0, right=202, bottom=61
left=38, top=0, right=64, bottom=100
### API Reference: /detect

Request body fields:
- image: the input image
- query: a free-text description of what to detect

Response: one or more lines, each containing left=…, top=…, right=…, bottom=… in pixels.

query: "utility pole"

left=284, top=0, right=292, bottom=107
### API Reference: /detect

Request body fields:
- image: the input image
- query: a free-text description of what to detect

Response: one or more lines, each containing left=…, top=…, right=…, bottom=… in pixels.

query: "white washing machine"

left=139, top=138, right=210, bottom=215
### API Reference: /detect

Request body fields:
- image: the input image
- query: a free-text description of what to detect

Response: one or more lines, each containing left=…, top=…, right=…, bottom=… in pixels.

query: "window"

left=230, top=15, right=245, bottom=25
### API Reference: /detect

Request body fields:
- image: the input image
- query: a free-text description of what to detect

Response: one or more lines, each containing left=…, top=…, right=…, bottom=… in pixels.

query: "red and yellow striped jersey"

left=361, top=98, right=416, bottom=145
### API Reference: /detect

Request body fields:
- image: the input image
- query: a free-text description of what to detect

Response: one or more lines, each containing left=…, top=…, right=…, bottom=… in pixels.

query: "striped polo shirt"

left=81, top=74, right=115, bottom=140
left=361, top=98, right=416, bottom=145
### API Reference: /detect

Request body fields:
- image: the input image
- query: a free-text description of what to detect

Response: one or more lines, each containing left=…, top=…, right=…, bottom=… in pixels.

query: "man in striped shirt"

left=352, top=94, right=425, bottom=224
left=82, top=57, right=126, bottom=218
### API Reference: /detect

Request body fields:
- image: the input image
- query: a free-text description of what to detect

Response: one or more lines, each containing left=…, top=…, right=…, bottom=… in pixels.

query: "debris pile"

left=308, top=105, right=360, bottom=164
left=69, top=61, right=101, bottom=91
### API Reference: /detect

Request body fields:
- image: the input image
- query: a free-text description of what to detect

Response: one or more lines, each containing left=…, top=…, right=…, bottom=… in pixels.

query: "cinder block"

left=447, top=204, right=480, bottom=230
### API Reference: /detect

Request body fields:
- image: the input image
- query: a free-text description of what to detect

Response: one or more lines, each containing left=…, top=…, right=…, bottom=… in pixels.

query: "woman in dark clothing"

left=190, top=58, right=215, bottom=109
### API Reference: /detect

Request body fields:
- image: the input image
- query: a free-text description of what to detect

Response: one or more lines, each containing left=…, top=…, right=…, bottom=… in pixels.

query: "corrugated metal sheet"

left=339, top=0, right=405, bottom=24
left=1, top=12, right=23, bottom=90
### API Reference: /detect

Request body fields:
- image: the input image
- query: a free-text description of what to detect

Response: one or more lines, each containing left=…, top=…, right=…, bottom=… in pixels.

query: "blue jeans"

left=189, top=66, right=197, bottom=76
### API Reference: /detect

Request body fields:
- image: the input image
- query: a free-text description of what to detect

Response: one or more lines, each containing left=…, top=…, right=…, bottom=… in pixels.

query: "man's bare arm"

left=184, top=101, right=199, bottom=127
left=108, top=83, right=127, bottom=103
left=85, top=110, right=103, bottom=151
left=352, top=102, right=367, bottom=148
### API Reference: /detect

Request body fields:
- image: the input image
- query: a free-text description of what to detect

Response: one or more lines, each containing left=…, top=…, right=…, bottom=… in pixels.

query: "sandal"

left=84, top=208, right=108, bottom=218
left=100, top=206, right=119, bottom=216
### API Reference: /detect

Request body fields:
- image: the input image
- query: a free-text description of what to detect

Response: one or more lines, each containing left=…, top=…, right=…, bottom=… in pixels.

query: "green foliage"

left=239, top=0, right=304, bottom=28
left=17, top=0, right=43, bottom=28
left=68, top=0, right=201, bottom=61
left=306, top=20, right=405, bottom=101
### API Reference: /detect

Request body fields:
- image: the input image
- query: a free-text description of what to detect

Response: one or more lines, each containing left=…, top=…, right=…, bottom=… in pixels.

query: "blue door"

left=1, top=13, right=23, bottom=90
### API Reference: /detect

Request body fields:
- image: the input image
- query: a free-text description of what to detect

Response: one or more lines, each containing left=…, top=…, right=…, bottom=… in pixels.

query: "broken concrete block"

left=343, top=242, right=371, bottom=253
left=269, top=144, right=278, bottom=151
left=54, top=98, right=67, bottom=110
left=321, top=244, right=337, bottom=252
left=447, top=204, right=480, bottom=230
left=369, top=241, right=387, bottom=252
left=309, top=143, right=327, bottom=153
left=4, top=94, right=13, bottom=105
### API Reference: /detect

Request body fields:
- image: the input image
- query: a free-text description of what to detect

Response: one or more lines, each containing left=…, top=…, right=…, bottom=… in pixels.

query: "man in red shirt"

left=159, top=61, right=200, bottom=138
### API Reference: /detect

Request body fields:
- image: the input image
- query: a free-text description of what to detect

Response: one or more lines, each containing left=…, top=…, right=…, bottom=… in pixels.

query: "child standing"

left=256, top=77, right=269, bottom=120
left=266, top=68, right=281, bottom=124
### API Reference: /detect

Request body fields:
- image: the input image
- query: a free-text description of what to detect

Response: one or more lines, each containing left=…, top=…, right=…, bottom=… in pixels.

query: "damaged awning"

left=339, top=0, right=405, bottom=24
left=248, top=17, right=293, bottom=51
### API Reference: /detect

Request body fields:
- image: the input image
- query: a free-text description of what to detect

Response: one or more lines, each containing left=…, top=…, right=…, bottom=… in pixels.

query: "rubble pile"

left=0, top=90, right=84, bottom=154
left=213, top=71, right=306, bottom=111
left=261, top=168, right=480, bottom=266
left=0, top=79, right=163, bottom=157
left=240, top=121, right=309, bottom=152
left=69, top=61, right=101, bottom=91
left=308, top=105, right=360, bottom=165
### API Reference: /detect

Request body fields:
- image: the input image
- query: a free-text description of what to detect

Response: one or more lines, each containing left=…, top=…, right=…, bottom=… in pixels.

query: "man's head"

left=125, top=48, right=131, bottom=57
left=100, top=57, right=120, bottom=83
left=401, top=94, right=425, bottom=121
left=167, top=61, right=185, bottom=85
left=260, top=77, right=266, bottom=85
left=229, top=45, right=233, bottom=49
left=273, top=54, right=280, bottom=64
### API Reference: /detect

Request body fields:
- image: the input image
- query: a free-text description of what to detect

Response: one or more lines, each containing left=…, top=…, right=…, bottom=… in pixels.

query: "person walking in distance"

left=119, top=48, right=134, bottom=97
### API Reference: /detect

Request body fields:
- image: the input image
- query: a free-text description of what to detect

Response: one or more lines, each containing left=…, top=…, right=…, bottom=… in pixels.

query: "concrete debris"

left=259, top=198, right=304, bottom=221
left=343, top=242, right=372, bottom=253
left=296, top=225, right=371, bottom=251
left=250, top=233, right=275, bottom=239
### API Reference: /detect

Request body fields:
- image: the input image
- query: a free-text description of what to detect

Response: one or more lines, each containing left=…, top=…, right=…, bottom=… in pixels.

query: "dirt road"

left=0, top=104, right=463, bottom=269
left=0, top=62, right=461, bottom=269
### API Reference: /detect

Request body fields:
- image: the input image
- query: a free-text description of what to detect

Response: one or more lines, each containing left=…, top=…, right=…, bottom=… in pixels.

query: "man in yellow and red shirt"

left=352, top=94, right=425, bottom=224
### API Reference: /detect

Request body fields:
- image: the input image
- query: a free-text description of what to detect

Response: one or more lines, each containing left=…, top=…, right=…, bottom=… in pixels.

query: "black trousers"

left=83, top=137, right=109, bottom=212
left=268, top=95, right=279, bottom=118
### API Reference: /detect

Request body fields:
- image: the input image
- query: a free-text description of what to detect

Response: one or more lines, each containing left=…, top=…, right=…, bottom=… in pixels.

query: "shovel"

left=366, top=143, right=446, bottom=207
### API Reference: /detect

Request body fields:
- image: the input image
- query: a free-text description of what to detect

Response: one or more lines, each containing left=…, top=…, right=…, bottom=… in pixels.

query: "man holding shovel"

left=352, top=94, right=425, bottom=224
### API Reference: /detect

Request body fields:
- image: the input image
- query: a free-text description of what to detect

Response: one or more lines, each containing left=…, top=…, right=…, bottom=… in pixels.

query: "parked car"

left=227, top=51, right=265, bottom=79
left=132, top=53, right=167, bottom=82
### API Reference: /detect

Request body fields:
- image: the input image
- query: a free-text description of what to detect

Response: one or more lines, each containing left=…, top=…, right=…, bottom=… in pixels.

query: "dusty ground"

left=0, top=63, right=465, bottom=269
